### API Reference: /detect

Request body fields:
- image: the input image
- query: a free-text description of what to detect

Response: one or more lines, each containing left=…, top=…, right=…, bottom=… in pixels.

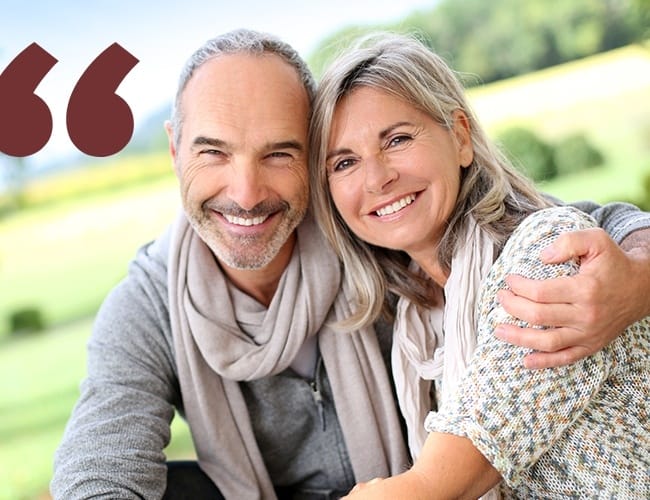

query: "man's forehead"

left=179, top=53, right=309, bottom=121
left=184, top=53, right=305, bottom=100
left=177, top=54, right=309, bottom=150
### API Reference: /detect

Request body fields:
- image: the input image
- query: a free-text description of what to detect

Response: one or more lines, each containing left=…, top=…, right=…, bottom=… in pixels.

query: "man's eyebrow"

left=191, top=136, right=228, bottom=149
left=326, top=121, right=414, bottom=161
left=265, top=140, right=304, bottom=152
left=190, top=137, right=304, bottom=152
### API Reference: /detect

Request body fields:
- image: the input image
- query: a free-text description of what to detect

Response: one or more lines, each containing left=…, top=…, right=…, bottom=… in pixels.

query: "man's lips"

left=221, top=213, right=269, bottom=227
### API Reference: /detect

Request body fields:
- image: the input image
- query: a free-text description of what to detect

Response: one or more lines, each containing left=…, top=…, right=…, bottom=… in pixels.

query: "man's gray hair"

left=170, top=28, right=316, bottom=147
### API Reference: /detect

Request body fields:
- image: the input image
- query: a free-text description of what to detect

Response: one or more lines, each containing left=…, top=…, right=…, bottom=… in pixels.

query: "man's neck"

left=218, top=234, right=296, bottom=308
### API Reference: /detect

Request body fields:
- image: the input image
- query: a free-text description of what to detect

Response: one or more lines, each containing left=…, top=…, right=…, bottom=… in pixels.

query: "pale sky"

left=0, top=0, right=437, bottom=165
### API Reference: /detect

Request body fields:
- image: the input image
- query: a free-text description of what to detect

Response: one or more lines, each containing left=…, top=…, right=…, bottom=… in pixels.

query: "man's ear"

left=164, top=120, right=176, bottom=158
left=452, top=110, right=474, bottom=168
left=164, top=120, right=179, bottom=174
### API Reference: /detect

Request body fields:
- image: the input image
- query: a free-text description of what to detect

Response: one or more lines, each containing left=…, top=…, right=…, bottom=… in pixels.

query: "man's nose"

left=226, top=160, right=269, bottom=211
left=364, top=156, right=398, bottom=194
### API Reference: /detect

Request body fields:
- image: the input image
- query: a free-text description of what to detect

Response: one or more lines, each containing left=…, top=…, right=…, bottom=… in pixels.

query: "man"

left=51, top=29, right=650, bottom=499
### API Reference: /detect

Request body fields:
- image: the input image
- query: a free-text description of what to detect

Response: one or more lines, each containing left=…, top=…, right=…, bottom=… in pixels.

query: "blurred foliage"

left=497, top=126, right=557, bottom=181
left=632, top=0, right=650, bottom=38
left=634, top=170, right=650, bottom=210
left=0, top=173, right=179, bottom=339
left=497, top=127, right=605, bottom=182
left=615, top=169, right=650, bottom=209
left=308, top=0, right=646, bottom=82
left=553, top=133, right=604, bottom=176
left=0, top=154, right=28, bottom=212
left=0, top=151, right=172, bottom=216
left=9, top=307, right=44, bottom=336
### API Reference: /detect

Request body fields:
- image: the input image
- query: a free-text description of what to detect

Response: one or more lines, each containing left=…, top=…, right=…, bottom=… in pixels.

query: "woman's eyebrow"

left=326, top=121, right=414, bottom=161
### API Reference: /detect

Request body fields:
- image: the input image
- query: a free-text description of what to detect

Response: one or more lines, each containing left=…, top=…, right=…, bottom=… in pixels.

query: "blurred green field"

left=469, top=44, right=650, bottom=202
left=0, top=319, right=195, bottom=500
left=0, top=44, right=648, bottom=499
left=0, top=171, right=180, bottom=338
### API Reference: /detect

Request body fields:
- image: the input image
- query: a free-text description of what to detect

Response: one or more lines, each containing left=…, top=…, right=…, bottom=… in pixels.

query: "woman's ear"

left=452, top=110, right=474, bottom=168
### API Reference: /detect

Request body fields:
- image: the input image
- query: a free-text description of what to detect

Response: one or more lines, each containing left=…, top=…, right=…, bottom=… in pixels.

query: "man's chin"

left=217, top=253, right=275, bottom=271
left=211, top=239, right=280, bottom=271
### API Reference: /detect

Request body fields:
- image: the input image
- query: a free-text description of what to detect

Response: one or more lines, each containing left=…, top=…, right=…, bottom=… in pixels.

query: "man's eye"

left=268, top=151, right=291, bottom=159
left=201, top=149, right=225, bottom=156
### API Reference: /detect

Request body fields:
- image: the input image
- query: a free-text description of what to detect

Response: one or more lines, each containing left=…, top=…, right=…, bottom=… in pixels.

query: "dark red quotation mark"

left=66, top=43, right=139, bottom=157
left=0, top=43, right=58, bottom=157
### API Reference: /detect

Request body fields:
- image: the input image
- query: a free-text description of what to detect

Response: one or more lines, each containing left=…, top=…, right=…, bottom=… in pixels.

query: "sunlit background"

left=1, top=0, right=649, bottom=498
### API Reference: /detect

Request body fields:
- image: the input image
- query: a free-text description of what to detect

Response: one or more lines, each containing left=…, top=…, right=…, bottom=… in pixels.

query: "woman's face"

left=326, top=86, right=473, bottom=261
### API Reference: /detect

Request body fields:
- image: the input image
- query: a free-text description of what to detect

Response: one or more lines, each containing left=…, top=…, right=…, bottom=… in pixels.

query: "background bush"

left=640, top=171, right=650, bottom=210
left=9, top=307, right=44, bottom=336
left=553, top=133, right=605, bottom=175
left=496, top=126, right=557, bottom=181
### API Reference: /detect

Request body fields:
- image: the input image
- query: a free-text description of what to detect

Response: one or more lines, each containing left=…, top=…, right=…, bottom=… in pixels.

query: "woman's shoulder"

left=489, top=206, right=597, bottom=282
left=517, top=206, right=596, bottom=235
left=505, top=206, right=597, bottom=251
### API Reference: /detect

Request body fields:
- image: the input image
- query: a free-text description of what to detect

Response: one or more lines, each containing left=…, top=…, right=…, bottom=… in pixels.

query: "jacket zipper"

left=309, top=356, right=325, bottom=431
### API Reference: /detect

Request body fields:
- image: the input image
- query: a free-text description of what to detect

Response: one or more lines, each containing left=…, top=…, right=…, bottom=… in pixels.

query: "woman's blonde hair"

left=309, top=32, right=552, bottom=329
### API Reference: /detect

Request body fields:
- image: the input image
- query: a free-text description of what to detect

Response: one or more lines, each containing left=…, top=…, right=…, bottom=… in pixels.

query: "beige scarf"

left=392, top=217, right=496, bottom=457
left=168, top=211, right=408, bottom=499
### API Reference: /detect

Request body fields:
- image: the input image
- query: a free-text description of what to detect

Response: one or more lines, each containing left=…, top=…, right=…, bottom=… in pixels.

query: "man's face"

left=168, top=53, right=310, bottom=271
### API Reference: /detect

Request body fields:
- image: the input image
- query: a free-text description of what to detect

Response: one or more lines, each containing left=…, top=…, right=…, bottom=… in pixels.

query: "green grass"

left=0, top=319, right=195, bottom=500
left=0, top=174, right=181, bottom=338
left=0, top=322, right=86, bottom=500
left=0, top=168, right=193, bottom=499
left=467, top=43, right=650, bottom=202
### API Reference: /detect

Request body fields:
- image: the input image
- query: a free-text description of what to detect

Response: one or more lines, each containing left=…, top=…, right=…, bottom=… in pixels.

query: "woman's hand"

left=342, top=478, right=386, bottom=498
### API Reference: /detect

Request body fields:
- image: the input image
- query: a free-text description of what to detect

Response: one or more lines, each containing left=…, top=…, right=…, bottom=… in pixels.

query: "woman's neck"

left=410, top=251, right=449, bottom=288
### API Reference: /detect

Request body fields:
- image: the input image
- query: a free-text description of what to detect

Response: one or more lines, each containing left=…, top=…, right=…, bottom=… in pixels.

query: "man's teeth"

left=223, top=214, right=269, bottom=226
left=376, top=194, right=416, bottom=217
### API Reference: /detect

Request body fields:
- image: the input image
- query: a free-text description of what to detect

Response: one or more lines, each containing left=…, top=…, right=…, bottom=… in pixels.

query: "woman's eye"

left=333, top=158, right=355, bottom=172
left=388, top=135, right=412, bottom=148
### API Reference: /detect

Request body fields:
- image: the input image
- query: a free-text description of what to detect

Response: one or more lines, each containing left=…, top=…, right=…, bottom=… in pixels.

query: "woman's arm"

left=426, top=207, right=612, bottom=487
left=343, top=433, right=500, bottom=499
left=497, top=201, right=650, bottom=369
left=346, top=208, right=621, bottom=498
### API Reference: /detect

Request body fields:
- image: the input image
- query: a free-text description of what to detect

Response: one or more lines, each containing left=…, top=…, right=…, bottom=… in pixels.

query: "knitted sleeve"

left=568, top=200, right=650, bottom=243
left=425, top=206, right=609, bottom=484
left=51, top=235, right=180, bottom=500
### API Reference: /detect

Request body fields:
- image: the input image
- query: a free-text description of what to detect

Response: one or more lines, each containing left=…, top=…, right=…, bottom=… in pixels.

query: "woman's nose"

left=364, top=156, right=398, bottom=193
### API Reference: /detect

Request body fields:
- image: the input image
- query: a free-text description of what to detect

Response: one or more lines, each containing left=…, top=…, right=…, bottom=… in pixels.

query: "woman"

left=309, top=33, right=649, bottom=498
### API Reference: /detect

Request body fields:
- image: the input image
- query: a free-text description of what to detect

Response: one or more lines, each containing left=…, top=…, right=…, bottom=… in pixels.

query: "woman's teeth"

left=376, top=194, right=416, bottom=217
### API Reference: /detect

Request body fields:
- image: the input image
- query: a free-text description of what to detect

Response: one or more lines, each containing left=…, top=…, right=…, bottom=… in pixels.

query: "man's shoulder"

left=96, top=223, right=174, bottom=331
left=91, top=223, right=175, bottom=357
left=127, top=223, right=173, bottom=285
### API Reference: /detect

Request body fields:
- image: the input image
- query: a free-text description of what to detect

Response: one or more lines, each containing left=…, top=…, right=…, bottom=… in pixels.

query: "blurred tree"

left=496, top=126, right=557, bottom=182
left=1, top=153, right=29, bottom=211
left=308, top=0, right=645, bottom=84
left=553, top=133, right=604, bottom=176
left=631, top=0, right=650, bottom=38
left=308, top=25, right=388, bottom=78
